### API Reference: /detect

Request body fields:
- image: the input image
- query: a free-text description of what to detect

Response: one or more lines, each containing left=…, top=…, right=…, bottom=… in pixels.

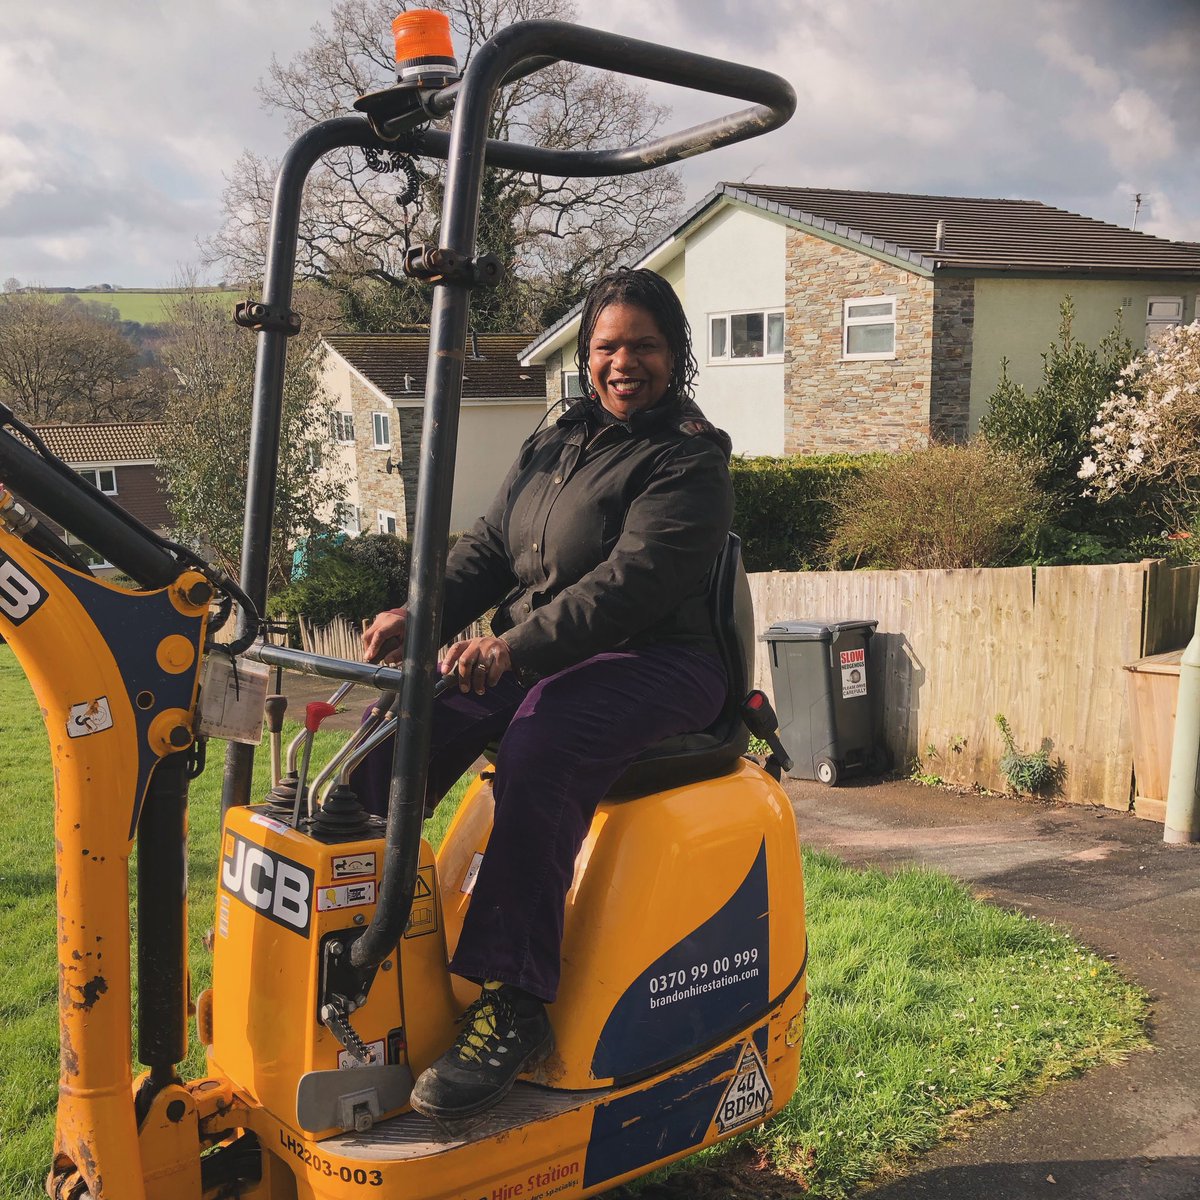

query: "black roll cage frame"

left=0, top=18, right=795, bottom=995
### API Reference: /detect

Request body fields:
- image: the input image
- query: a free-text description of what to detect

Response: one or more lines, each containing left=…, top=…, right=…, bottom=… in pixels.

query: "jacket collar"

left=558, top=394, right=683, bottom=437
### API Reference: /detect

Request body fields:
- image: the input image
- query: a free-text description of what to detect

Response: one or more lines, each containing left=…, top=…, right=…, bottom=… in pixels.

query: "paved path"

left=784, top=774, right=1200, bottom=1200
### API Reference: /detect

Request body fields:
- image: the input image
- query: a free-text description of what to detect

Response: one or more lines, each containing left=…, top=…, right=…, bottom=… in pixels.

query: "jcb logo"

left=0, top=555, right=46, bottom=625
left=221, top=832, right=313, bottom=935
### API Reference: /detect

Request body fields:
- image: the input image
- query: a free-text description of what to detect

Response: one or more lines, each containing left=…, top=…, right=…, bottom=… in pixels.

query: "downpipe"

left=1164, top=584, right=1200, bottom=843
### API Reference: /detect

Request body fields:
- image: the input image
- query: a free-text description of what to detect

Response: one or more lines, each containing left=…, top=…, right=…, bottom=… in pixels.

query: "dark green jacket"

left=440, top=394, right=734, bottom=678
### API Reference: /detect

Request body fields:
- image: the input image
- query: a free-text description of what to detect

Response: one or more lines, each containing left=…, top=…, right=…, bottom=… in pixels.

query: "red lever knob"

left=305, top=701, right=338, bottom=733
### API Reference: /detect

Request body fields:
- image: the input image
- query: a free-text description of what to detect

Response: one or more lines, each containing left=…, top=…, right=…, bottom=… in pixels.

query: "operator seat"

left=605, top=531, right=754, bottom=799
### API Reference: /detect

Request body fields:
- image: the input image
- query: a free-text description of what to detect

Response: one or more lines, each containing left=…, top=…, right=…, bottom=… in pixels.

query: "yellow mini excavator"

left=0, top=13, right=806, bottom=1199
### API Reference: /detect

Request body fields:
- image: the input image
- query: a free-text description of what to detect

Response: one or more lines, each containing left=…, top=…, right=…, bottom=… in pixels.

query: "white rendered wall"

left=319, top=352, right=361, bottom=525
left=449, top=402, right=547, bottom=533
left=682, top=206, right=787, bottom=456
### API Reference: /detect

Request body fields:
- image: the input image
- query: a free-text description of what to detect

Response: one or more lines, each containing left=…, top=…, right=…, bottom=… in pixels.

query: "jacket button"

left=531, top=542, right=539, bottom=552
left=554, top=475, right=563, bottom=484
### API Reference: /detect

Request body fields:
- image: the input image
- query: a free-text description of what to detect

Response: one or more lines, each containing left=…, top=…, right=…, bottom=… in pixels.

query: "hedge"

left=730, top=454, right=879, bottom=572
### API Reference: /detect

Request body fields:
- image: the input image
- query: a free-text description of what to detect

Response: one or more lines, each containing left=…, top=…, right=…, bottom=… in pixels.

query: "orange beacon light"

left=392, top=9, right=460, bottom=87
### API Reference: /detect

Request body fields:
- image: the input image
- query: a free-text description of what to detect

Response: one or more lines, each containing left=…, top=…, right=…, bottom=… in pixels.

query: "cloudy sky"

left=3, top=0, right=1198, bottom=288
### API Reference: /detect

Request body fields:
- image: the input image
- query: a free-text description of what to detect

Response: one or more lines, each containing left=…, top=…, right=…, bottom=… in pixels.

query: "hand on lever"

left=362, top=608, right=407, bottom=666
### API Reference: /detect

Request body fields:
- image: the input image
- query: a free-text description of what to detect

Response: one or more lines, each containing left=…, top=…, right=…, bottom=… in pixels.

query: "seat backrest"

left=605, top=531, right=753, bottom=799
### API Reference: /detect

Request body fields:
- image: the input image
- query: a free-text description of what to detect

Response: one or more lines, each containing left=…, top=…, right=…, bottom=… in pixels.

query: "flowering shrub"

left=1080, top=321, right=1200, bottom=532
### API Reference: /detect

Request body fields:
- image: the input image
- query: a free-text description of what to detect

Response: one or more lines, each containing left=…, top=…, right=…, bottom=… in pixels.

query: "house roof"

left=733, top=184, right=1200, bottom=275
left=30, top=422, right=164, bottom=463
left=520, top=182, right=1200, bottom=363
left=324, top=333, right=546, bottom=402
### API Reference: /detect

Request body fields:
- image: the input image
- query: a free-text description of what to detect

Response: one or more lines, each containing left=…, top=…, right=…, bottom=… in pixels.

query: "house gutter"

left=1164, top=591, right=1200, bottom=843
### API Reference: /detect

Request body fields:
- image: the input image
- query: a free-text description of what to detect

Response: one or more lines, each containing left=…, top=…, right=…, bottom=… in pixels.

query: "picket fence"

left=292, top=614, right=487, bottom=663
left=747, top=559, right=1200, bottom=809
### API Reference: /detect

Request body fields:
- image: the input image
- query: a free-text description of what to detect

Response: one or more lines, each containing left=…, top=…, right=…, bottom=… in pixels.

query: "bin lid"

left=760, top=619, right=878, bottom=643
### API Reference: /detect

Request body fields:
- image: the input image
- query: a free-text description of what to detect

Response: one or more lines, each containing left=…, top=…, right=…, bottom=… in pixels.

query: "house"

left=321, top=334, right=547, bottom=538
left=30, top=421, right=170, bottom=574
left=521, top=184, right=1200, bottom=456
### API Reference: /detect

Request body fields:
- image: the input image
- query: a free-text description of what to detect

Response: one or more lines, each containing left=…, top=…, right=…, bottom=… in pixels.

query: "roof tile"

left=325, top=333, right=545, bottom=402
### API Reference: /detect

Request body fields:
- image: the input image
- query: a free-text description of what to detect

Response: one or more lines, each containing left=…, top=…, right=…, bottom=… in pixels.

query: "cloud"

left=2, top=0, right=1199, bottom=287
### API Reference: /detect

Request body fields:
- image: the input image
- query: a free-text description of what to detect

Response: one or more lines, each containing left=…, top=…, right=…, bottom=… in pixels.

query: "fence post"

left=1164, top=576, right=1200, bottom=843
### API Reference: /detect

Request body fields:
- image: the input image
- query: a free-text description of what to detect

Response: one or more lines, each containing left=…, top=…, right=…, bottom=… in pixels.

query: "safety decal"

left=250, top=812, right=290, bottom=835
left=0, top=554, right=46, bottom=625
left=220, top=831, right=313, bottom=934
left=338, top=1038, right=385, bottom=1071
left=332, top=851, right=376, bottom=880
left=67, top=696, right=113, bottom=738
left=460, top=851, right=483, bottom=894
left=840, top=647, right=867, bottom=698
left=713, top=1040, right=773, bottom=1133
left=317, top=880, right=376, bottom=912
left=404, top=866, right=438, bottom=938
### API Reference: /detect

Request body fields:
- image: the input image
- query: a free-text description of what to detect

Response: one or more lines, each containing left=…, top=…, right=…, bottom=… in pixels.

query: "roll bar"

left=216, top=19, right=796, bottom=980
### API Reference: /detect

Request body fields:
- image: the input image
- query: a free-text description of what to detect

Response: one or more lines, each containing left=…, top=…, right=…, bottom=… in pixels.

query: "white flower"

left=1126, top=447, right=1145, bottom=467
left=1077, top=457, right=1098, bottom=480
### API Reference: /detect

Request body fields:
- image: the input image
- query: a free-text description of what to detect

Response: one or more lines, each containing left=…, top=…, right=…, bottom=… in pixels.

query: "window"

left=843, top=297, right=896, bottom=360
left=372, top=412, right=391, bottom=449
left=1146, top=296, right=1184, bottom=348
left=336, top=503, right=360, bottom=535
left=329, top=411, right=355, bottom=443
left=561, top=371, right=585, bottom=398
left=76, top=467, right=117, bottom=495
left=377, top=510, right=398, bottom=536
left=64, top=532, right=112, bottom=570
left=708, top=309, right=785, bottom=362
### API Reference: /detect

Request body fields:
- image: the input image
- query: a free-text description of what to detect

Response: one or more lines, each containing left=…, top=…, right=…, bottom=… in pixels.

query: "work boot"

left=410, top=981, right=554, bottom=1120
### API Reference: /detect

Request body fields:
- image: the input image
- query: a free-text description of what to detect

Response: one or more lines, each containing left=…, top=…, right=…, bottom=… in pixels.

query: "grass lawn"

left=0, top=647, right=1146, bottom=1199
left=44, top=288, right=241, bottom=325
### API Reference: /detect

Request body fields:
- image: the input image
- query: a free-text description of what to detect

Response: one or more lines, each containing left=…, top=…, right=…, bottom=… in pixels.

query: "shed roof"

left=325, top=333, right=546, bottom=402
left=30, top=422, right=164, bottom=463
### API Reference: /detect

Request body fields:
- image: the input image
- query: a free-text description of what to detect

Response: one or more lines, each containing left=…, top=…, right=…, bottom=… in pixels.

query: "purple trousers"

left=351, top=644, right=726, bottom=1002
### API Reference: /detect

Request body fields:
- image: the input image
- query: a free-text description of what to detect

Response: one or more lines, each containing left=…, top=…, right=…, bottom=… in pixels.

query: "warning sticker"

left=404, top=866, right=438, bottom=938
left=338, top=1039, right=384, bottom=1070
left=316, top=880, right=376, bottom=912
left=460, top=851, right=484, bottom=895
left=839, top=647, right=867, bottom=699
left=332, top=852, right=376, bottom=881
left=714, top=1042, right=773, bottom=1133
left=67, top=696, right=113, bottom=738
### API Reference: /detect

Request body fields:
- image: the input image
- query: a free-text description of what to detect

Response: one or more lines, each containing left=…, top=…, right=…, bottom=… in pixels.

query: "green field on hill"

left=44, top=289, right=240, bottom=325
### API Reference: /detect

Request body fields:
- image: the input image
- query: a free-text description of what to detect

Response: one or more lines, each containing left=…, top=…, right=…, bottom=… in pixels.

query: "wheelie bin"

left=761, top=619, right=885, bottom=785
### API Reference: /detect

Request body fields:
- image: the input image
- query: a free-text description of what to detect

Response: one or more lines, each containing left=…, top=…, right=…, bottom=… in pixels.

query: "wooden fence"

left=293, top=615, right=487, bottom=663
left=748, top=560, right=1200, bottom=809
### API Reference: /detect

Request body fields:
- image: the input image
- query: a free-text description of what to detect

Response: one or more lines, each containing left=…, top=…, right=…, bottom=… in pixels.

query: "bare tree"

left=206, top=0, right=683, bottom=331
left=150, top=285, right=347, bottom=591
left=0, top=292, right=161, bottom=424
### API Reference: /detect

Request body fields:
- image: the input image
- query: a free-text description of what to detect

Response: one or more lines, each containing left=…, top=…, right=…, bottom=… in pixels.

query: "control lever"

left=264, top=694, right=288, bottom=788
left=740, top=690, right=793, bottom=780
left=292, top=701, right=338, bottom=828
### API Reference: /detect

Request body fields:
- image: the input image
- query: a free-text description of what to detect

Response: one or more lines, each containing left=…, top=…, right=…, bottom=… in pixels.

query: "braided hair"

left=575, top=267, right=698, bottom=404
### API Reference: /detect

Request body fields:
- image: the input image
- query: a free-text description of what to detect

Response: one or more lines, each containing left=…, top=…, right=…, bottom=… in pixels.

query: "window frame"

left=337, top=503, right=361, bottom=535
left=842, top=295, right=898, bottom=361
left=371, top=411, right=391, bottom=450
left=707, top=307, right=786, bottom=365
left=64, top=532, right=113, bottom=570
left=561, top=370, right=585, bottom=399
left=76, top=466, right=118, bottom=495
left=377, top=509, right=398, bottom=536
left=329, top=411, right=355, bottom=444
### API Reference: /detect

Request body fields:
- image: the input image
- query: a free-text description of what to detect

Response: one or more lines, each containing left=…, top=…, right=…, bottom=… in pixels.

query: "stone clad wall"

left=784, top=228, right=934, bottom=454
left=347, top=375, right=407, bottom=533
left=930, top=276, right=975, bottom=442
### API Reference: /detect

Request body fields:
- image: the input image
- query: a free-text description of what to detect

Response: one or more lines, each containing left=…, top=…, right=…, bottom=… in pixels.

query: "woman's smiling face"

left=587, top=303, right=674, bottom=421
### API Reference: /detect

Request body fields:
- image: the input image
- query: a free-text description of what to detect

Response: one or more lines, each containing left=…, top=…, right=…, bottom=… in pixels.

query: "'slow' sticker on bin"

left=840, top=648, right=867, bottom=698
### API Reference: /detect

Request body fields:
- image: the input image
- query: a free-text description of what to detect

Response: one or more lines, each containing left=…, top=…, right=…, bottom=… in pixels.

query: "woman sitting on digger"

left=357, top=266, right=734, bottom=1122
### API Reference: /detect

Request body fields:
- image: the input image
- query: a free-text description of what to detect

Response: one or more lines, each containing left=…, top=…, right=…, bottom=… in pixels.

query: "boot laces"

left=451, top=984, right=516, bottom=1066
